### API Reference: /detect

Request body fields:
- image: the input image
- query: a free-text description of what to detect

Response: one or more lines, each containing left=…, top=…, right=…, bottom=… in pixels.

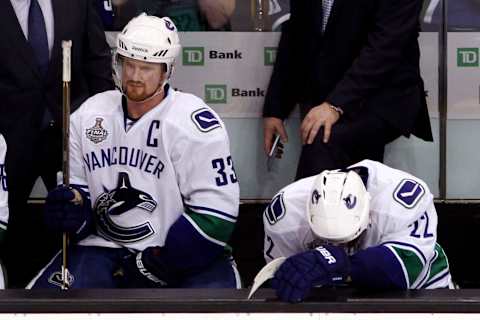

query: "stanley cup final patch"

left=393, top=179, right=425, bottom=209
left=86, top=118, right=108, bottom=144
left=191, top=108, right=221, bottom=132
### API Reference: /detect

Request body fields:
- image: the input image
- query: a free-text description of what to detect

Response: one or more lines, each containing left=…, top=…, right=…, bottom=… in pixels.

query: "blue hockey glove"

left=271, top=245, right=350, bottom=303
left=117, top=246, right=178, bottom=288
left=44, top=185, right=92, bottom=239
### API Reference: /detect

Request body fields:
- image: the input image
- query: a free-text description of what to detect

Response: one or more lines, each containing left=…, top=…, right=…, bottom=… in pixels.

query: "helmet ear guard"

left=307, top=170, right=371, bottom=244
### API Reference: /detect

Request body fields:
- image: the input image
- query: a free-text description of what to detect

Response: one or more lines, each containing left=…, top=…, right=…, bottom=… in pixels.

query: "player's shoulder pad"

left=392, top=178, right=428, bottom=209
left=263, top=176, right=315, bottom=229
left=367, top=163, right=433, bottom=232
left=191, top=107, right=222, bottom=133
left=354, top=160, right=431, bottom=210
left=172, top=91, right=224, bottom=134
left=264, top=191, right=287, bottom=226
left=378, top=178, right=434, bottom=233
left=72, top=90, right=121, bottom=119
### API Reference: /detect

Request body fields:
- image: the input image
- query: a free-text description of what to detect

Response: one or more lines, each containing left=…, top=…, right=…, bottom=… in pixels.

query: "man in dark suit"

left=263, top=0, right=433, bottom=179
left=0, top=0, right=113, bottom=287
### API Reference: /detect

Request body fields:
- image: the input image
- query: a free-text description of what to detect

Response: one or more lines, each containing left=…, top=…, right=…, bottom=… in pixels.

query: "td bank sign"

left=264, top=47, right=277, bottom=66
left=205, top=85, right=227, bottom=104
left=205, top=85, right=266, bottom=104
left=183, top=47, right=244, bottom=66
left=183, top=47, right=205, bottom=66
left=457, top=48, right=479, bottom=67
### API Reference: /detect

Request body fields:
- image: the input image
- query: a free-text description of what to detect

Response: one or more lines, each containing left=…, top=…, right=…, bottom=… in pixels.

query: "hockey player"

left=0, top=134, right=9, bottom=289
left=263, top=160, right=453, bottom=303
left=28, top=14, right=240, bottom=289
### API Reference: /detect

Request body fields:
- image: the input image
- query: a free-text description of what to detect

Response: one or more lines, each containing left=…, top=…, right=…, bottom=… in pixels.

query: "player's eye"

left=140, top=66, right=153, bottom=72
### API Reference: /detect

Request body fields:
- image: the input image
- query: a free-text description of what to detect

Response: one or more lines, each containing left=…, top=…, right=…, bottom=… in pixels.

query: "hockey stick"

left=61, top=40, right=74, bottom=290
left=247, top=257, right=286, bottom=299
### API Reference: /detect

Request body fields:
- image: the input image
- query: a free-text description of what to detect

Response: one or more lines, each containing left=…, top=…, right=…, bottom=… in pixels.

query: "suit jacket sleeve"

left=263, top=21, right=297, bottom=119
left=327, top=0, right=423, bottom=113
left=82, top=0, right=114, bottom=95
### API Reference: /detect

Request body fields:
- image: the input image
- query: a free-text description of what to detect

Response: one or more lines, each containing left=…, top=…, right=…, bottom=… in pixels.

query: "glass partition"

left=445, top=0, right=480, bottom=198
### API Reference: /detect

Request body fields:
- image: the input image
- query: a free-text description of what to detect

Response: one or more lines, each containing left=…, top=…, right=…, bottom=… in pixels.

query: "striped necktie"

left=28, top=0, right=49, bottom=78
left=322, top=0, right=334, bottom=33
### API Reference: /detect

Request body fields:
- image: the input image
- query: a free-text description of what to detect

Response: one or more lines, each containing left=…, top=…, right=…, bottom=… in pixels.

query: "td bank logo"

left=264, top=47, right=277, bottom=66
left=205, top=85, right=227, bottom=104
left=183, top=47, right=204, bottom=66
left=457, top=48, right=479, bottom=67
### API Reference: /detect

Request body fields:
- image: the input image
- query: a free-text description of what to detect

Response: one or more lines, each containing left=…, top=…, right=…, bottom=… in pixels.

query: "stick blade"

left=247, top=257, right=286, bottom=300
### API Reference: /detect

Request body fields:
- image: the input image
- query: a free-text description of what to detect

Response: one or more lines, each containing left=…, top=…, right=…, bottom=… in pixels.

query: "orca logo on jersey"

left=393, top=179, right=425, bottom=209
left=191, top=108, right=221, bottom=132
left=86, top=118, right=108, bottom=144
left=264, top=192, right=286, bottom=225
left=94, top=172, right=157, bottom=243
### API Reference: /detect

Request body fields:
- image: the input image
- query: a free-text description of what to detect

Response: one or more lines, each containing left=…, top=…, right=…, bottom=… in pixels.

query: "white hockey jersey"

left=70, top=87, right=239, bottom=253
left=264, top=160, right=452, bottom=289
left=0, top=134, right=8, bottom=231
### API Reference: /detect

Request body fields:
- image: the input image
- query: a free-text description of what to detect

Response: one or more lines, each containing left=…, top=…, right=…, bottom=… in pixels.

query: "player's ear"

left=159, top=64, right=168, bottom=85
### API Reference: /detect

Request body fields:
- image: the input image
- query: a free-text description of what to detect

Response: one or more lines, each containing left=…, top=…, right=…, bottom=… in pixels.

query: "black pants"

left=295, top=110, right=401, bottom=180
left=2, top=124, right=62, bottom=288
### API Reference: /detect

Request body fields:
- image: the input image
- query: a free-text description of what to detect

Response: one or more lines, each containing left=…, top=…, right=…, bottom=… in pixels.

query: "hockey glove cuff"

left=118, top=246, right=178, bottom=288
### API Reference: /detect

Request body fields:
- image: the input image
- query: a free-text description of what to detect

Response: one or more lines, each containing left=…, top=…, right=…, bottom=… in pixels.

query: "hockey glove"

left=117, top=246, right=178, bottom=288
left=44, top=185, right=92, bottom=240
left=271, top=245, right=350, bottom=303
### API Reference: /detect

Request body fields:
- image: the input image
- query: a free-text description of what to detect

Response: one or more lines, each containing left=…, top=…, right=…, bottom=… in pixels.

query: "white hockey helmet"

left=115, top=13, right=181, bottom=83
left=307, top=169, right=371, bottom=244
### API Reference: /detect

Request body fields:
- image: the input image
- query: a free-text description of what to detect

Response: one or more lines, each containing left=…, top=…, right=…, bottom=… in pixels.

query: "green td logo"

left=264, top=47, right=277, bottom=66
left=205, top=85, right=227, bottom=104
left=457, top=48, right=479, bottom=67
left=183, top=47, right=204, bottom=66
